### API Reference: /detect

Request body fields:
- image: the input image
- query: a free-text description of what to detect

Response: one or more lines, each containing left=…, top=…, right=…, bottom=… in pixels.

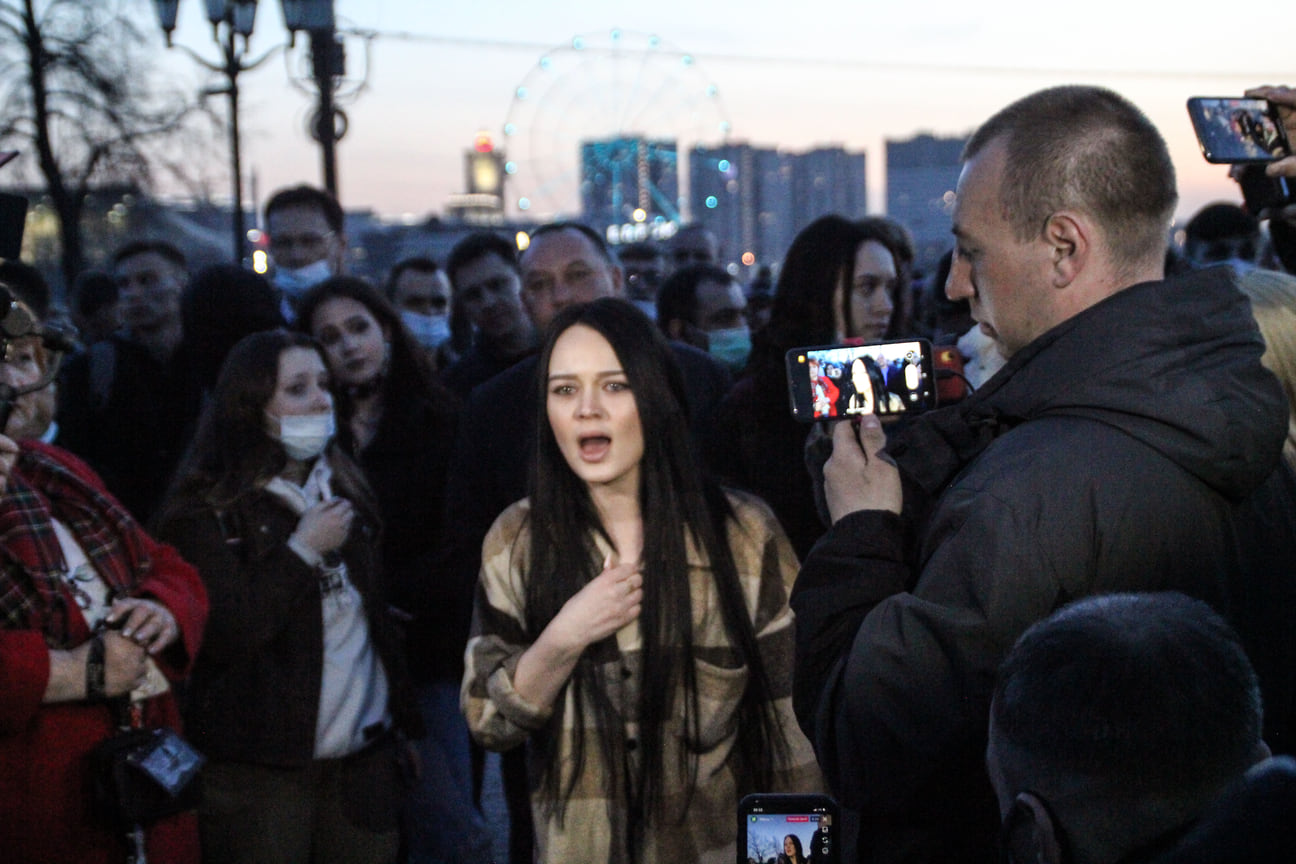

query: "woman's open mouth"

left=578, top=434, right=611, bottom=461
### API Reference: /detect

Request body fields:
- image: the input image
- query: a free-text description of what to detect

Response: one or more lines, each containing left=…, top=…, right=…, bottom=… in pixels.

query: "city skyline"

left=155, top=0, right=1286, bottom=227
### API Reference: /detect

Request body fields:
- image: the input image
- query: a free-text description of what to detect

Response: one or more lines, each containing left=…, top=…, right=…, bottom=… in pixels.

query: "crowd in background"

left=3, top=82, right=1296, bottom=864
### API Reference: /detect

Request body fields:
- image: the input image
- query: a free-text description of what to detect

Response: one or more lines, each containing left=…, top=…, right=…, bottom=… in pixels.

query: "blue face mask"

left=400, top=310, right=451, bottom=351
left=273, top=260, right=334, bottom=298
left=707, top=325, right=751, bottom=372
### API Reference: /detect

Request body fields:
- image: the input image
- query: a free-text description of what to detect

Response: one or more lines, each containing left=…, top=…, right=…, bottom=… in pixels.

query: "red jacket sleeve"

left=0, top=631, right=52, bottom=736
left=135, top=537, right=208, bottom=679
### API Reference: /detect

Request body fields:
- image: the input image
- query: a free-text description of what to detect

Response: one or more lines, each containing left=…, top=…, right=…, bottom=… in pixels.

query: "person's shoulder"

left=723, top=486, right=780, bottom=526
left=468, top=354, right=539, bottom=408
left=57, top=337, right=118, bottom=385
left=950, top=413, right=1209, bottom=526
left=104, top=332, right=152, bottom=362
left=670, top=339, right=729, bottom=380
left=439, top=346, right=485, bottom=396
left=724, top=373, right=759, bottom=400
left=19, top=440, right=102, bottom=486
left=481, top=499, right=532, bottom=574
left=720, top=487, right=798, bottom=579
left=392, top=377, right=460, bottom=431
left=486, top=498, right=531, bottom=539
left=963, top=415, right=1127, bottom=484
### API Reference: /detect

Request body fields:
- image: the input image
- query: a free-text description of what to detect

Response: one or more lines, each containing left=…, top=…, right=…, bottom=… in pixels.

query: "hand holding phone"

left=824, top=414, right=902, bottom=519
left=1232, top=163, right=1294, bottom=217
left=1243, top=87, right=1296, bottom=212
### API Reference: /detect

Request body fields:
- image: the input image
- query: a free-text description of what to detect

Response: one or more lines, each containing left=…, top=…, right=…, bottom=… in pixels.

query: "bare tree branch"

left=0, top=0, right=219, bottom=284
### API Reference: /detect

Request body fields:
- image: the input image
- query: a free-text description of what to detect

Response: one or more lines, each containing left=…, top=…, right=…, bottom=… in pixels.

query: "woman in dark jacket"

left=155, top=329, right=419, bottom=864
left=705, top=216, right=905, bottom=558
left=295, top=277, right=461, bottom=673
left=294, top=278, right=486, bottom=862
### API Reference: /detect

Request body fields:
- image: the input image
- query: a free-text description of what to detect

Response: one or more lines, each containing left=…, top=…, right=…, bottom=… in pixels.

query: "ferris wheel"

left=501, top=29, right=732, bottom=224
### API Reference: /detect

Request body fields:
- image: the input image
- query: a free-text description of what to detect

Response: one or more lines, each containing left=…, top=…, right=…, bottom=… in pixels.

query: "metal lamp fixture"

left=279, top=0, right=333, bottom=33
left=150, top=0, right=344, bottom=212
left=150, top=0, right=274, bottom=262
left=231, top=1, right=258, bottom=37
left=153, top=0, right=180, bottom=46
left=153, top=0, right=258, bottom=45
left=200, top=1, right=258, bottom=39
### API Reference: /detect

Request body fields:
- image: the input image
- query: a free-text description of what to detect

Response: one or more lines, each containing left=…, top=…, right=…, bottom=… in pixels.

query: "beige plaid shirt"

left=463, top=490, right=823, bottom=863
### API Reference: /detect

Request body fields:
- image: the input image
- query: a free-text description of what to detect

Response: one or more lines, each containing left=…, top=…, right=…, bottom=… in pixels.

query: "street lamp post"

left=154, top=0, right=269, bottom=263
left=280, top=1, right=340, bottom=198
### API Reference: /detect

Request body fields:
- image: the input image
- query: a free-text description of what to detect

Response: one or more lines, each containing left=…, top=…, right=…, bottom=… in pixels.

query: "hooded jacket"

left=790, top=267, right=1294, bottom=864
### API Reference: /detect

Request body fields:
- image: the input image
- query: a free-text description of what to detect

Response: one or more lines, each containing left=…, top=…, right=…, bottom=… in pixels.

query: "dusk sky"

left=159, top=0, right=1288, bottom=227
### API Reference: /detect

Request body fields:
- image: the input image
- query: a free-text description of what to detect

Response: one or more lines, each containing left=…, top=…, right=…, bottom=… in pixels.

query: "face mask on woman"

left=268, top=411, right=335, bottom=461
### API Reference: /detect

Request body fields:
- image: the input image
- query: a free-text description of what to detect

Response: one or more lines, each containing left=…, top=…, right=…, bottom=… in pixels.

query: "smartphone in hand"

left=739, top=793, right=840, bottom=864
left=1187, top=97, right=1292, bottom=163
left=786, top=338, right=937, bottom=422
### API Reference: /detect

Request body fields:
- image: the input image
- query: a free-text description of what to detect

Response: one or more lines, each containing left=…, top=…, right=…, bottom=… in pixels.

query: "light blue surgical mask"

left=400, top=310, right=451, bottom=351
left=273, top=260, right=334, bottom=298
left=707, top=325, right=751, bottom=372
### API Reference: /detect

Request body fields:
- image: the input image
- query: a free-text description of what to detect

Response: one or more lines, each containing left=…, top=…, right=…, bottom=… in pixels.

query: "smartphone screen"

left=785, top=338, right=936, bottom=422
left=1187, top=97, right=1291, bottom=163
left=739, top=793, right=839, bottom=864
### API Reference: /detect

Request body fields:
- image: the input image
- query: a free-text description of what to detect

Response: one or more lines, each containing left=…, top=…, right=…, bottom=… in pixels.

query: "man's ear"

left=610, top=264, right=624, bottom=297
left=1042, top=212, right=1089, bottom=289
left=1002, top=792, right=1064, bottom=864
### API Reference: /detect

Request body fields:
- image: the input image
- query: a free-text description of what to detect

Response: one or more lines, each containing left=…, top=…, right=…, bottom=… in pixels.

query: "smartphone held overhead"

left=1187, top=97, right=1292, bottom=163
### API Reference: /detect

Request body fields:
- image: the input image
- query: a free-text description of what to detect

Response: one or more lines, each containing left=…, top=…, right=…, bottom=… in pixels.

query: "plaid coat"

left=463, top=489, right=822, bottom=863
left=0, top=442, right=207, bottom=864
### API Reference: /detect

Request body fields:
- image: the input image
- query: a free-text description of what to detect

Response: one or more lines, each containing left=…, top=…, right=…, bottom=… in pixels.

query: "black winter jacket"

left=791, top=267, right=1296, bottom=864
left=353, top=389, right=461, bottom=682
left=157, top=480, right=421, bottom=767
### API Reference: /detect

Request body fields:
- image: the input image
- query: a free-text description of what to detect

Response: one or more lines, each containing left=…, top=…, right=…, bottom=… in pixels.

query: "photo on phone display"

left=739, top=793, right=838, bottom=864
left=785, top=338, right=936, bottom=422
left=1187, top=97, right=1291, bottom=163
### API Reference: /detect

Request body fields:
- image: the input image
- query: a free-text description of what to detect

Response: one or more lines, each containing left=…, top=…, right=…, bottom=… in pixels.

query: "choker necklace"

left=348, top=375, right=383, bottom=401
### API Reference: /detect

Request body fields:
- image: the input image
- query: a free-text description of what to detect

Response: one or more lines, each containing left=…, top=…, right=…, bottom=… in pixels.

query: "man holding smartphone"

left=1249, top=84, right=1296, bottom=178
left=790, top=85, right=1296, bottom=864
left=1243, top=84, right=1296, bottom=272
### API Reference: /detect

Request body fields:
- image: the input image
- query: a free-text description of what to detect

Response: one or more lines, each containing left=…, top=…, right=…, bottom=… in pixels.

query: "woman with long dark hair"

left=293, top=277, right=485, bottom=862
left=705, top=215, right=905, bottom=558
left=463, top=299, right=820, bottom=862
left=778, top=833, right=809, bottom=864
left=155, top=330, right=420, bottom=864
left=843, top=354, right=905, bottom=417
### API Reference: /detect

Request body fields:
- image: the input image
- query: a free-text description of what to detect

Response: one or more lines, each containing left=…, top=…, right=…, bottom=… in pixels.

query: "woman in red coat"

left=0, top=330, right=208, bottom=864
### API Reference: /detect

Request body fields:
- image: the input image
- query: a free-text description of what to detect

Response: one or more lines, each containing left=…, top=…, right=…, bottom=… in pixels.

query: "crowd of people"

left=3, top=82, right=1296, bottom=864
